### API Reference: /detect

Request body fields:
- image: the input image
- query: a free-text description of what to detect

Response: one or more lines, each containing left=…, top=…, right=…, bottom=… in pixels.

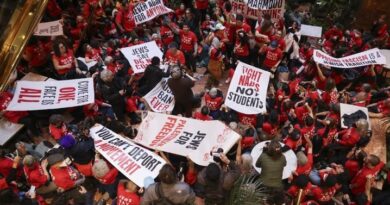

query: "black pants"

left=184, top=51, right=196, bottom=72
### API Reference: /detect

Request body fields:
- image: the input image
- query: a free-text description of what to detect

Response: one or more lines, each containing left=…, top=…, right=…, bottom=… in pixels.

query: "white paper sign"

left=380, top=49, right=390, bottom=69
left=77, top=57, right=98, bottom=70
left=300, top=24, right=322, bottom=38
left=133, top=0, right=173, bottom=25
left=340, top=103, right=371, bottom=130
left=231, top=0, right=285, bottom=21
left=143, top=78, right=175, bottom=113
left=134, top=112, right=241, bottom=166
left=251, top=141, right=297, bottom=179
left=90, top=125, right=166, bottom=187
left=7, top=78, right=95, bottom=111
left=313, top=48, right=386, bottom=68
left=34, top=20, right=63, bottom=36
left=225, top=61, right=270, bottom=114
left=120, top=41, right=163, bottom=74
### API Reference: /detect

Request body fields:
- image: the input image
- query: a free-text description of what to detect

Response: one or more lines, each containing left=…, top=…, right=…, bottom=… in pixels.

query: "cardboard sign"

left=313, top=48, right=386, bottom=68
left=134, top=112, right=241, bottom=166
left=34, top=20, right=63, bottom=36
left=251, top=141, right=297, bottom=179
left=133, top=0, right=172, bottom=25
left=300, top=24, right=322, bottom=38
left=143, top=78, right=175, bottom=113
left=231, top=0, right=285, bottom=21
left=7, top=78, right=94, bottom=111
left=120, top=41, right=163, bottom=74
left=225, top=61, right=270, bottom=114
left=90, top=125, right=166, bottom=187
left=340, top=103, right=371, bottom=130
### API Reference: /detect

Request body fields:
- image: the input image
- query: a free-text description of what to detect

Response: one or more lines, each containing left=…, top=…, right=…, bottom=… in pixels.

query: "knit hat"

left=92, top=159, right=110, bottom=178
left=296, top=151, right=308, bottom=166
left=59, top=134, right=76, bottom=149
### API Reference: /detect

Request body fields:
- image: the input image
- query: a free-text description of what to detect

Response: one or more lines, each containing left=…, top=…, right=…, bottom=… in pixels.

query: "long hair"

left=52, top=38, right=69, bottom=57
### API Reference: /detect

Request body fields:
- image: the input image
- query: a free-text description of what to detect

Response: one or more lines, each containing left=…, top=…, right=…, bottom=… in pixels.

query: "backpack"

left=152, top=183, right=183, bottom=205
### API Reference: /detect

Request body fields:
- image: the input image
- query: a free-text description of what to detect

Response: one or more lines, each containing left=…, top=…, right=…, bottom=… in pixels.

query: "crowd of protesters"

left=0, top=0, right=390, bottom=204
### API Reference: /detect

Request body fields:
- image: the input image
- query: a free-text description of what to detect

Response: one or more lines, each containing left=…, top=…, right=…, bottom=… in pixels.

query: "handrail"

left=0, top=0, right=49, bottom=91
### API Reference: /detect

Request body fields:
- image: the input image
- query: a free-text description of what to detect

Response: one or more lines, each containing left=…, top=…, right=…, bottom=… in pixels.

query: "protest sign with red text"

left=143, top=78, right=174, bottom=113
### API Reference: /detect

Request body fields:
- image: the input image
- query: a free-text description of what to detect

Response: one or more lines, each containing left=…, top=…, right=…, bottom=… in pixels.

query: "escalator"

left=0, top=0, right=49, bottom=91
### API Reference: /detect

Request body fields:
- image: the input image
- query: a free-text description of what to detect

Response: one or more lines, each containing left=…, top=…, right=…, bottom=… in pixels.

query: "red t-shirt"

left=193, top=112, right=212, bottom=121
left=234, top=42, right=249, bottom=57
left=345, top=159, right=360, bottom=179
left=0, top=157, right=13, bottom=177
left=338, top=128, right=361, bottom=147
left=115, top=5, right=136, bottom=32
left=377, top=100, right=390, bottom=116
left=24, top=163, right=48, bottom=188
left=96, top=167, right=118, bottom=185
left=270, top=36, right=286, bottom=51
left=165, top=49, right=186, bottom=65
left=49, top=124, right=67, bottom=140
left=263, top=47, right=283, bottom=68
left=195, top=0, right=209, bottom=9
left=50, top=166, right=80, bottom=190
left=204, top=94, right=223, bottom=111
left=160, top=25, right=175, bottom=46
left=52, top=50, right=75, bottom=75
left=262, top=122, right=278, bottom=136
left=0, top=91, right=28, bottom=123
left=238, top=113, right=257, bottom=127
left=85, top=48, right=101, bottom=62
left=351, top=162, right=384, bottom=195
left=294, top=106, right=310, bottom=124
left=321, top=90, right=338, bottom=105
left=284, top=137, right=299, bottom=151
left=288, top=183, right=312, bottom=201
left=296, top=152, right=313, bottom=175
left=317, top=127, right=337, bottom=147
left=117, top=183, right=140, bottom=205
left=179, top=30, right=198, bottom=52
left=83, top=100, right=103, bottom=117
left=311, top=185, right=338, bottom=203
left=25, top=42, right=47, bottom=67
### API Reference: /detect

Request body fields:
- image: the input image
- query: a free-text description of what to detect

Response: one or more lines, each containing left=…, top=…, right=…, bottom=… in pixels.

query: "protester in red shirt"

left=261, top=41, right=283, bottom=72
left=23, top=155, right=49, bottom=189
left=160, top=20, right=176, bottom=50
left=23, top=36, right=49, bottom=70
left=117, top=179, right=140, bottom=205
left=350, top=154, right=384, bottom=195
left=93, top=156, right=119, bottom=199
left=115, top=1, right=137, bottom=33
left=296, top=135, right=313, bottom=175
left=288, top=175, right=313, bottom=202
left=164, top=42, right=186, bottom=66
left=84, top=43, right=102, bottom=64
left=52, top=39, right=83, bottom=79
left=270, top=30, right=286, bottom=51
left=49, top=114, right=68, bottom=141
left=204, top=88, right=223, bottom=119
left=195, top=0, right=209, bottom=21
left=234, top=30, right=250, bottom=64
left=335, top=118, right=369, bottom=147
left=311, top=174, right=340, bottom=203
left=0, top=91, right=29, bottom=124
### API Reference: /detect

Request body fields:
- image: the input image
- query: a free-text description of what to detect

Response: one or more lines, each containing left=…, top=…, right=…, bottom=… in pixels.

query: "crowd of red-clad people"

left=1, top=0, right=390, bottom=204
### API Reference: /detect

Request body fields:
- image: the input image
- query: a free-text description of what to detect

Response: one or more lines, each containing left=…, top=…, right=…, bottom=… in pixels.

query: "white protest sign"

left=143, top=78, right=174, bottom=113
left=340, top=103, right=371, bottom=130
left=313, top=48, right=386, bottom=68
left=120, top=41, right=163, bottom=74
left=300, top=24, right=322, bottom=38
left=251, top=141, right=297, bottom=179
left=380, top=49, right=390, bottom=69
left=90, top=125, right=166, bottom=187
left=7, top=78, right=94, bottom=111
left=133, top=0, right=172, bottom=25
left=231, top=0, right=285, bottom=21
left=34, top=20, right=63, bottom=36
left=225, top=61, right=270, bottom=114
left=77, top=57, right=98, bottom=70
left=134, top=112, right=241, bottom=166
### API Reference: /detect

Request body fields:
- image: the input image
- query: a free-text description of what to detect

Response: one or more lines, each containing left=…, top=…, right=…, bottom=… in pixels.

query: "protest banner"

left=300, top=24, right=322, bottom=38
left=231, top=0, right=285, bottom=21
left=134, top=112, right=241, bottom=166
left=133, top=0, right=172, bottom=25
left=225, top=61, right=270, bottom=114
left=7, top=78, right=94, bottom=111
left=120, top=41, right=163, bottom=74
left=90, top=124, right=166, bottom=187
left=313, top=48, right=386, bottom=68
left=34, top=20, right=63, bottom=36
left=340, top=103, right=371, bottom=130
left=380, top=49, right=390, bottom=69
left=143, top=78, right=175, bottom=113
left=251, top=141, right=297, bottom=179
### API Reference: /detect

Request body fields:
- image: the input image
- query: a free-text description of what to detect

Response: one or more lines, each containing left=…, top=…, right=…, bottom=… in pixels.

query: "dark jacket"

left=138, top=65, right=169, bottom=96
left=168, top=77, right=194, bottom=104
left=195, top=162, right=240, bottom=204
left=67, top=137, right=95, bottom=164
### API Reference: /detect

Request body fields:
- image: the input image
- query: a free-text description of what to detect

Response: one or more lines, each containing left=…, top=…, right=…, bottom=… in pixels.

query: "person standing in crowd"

left=168, top=66, right=195, bottom=117
left=137, top=57, right=169, bottom=96
left=256, top=139, right=286, bottom=190
left=141, top=164, right=195, bottom=204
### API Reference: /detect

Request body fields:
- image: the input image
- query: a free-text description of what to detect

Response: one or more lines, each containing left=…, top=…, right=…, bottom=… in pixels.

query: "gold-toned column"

left=0, top=0, right=49, bottom=91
